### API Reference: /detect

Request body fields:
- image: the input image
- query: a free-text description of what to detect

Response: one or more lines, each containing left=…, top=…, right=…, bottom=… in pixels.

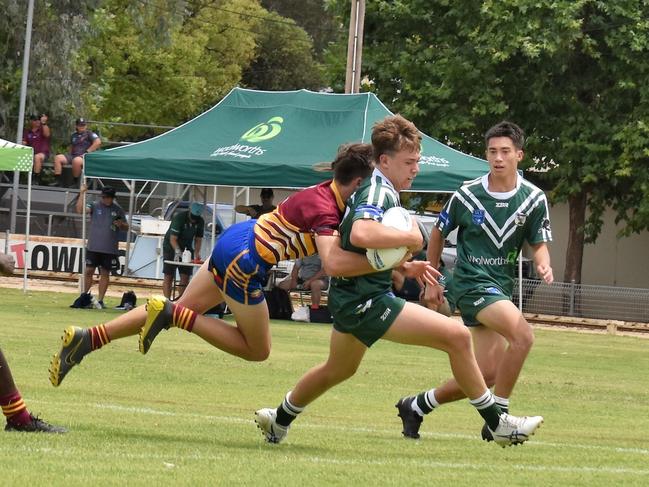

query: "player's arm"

left=427, top=226, right=445, bottom=267
left=395, top=260, right=440, bottom=288
left=315, top=235, right=375, bottom=278
left=350, top=218, right=423, bottom=251
left=423, top=226, right=446, bottom=304
left=529, top=242, right=553, bottom=284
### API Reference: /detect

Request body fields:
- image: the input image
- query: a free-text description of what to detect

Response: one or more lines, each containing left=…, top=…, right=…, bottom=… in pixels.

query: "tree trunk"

left=563, top=190, right=587, bottom=284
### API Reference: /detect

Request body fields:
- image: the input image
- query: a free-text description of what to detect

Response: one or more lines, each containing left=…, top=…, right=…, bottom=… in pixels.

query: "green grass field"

left=0, top=288, right=648, bottom=486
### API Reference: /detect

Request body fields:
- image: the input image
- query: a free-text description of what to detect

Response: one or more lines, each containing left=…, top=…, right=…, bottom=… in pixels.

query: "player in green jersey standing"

left=255, top=116, right=544, bottom=447
left=396, top=121, right=554, bottom=441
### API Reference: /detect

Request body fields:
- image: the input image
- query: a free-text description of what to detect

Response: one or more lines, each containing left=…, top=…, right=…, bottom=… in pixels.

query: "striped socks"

left=494, top=394, right=509, bottom=413
left=275, top=391, right=305, bottom=427
left=1, top=390, right=31, bottom=426
left=412, top=388, right=440, bottom=417
left=470, top=390, right=502, bottom=430
left=171, top=303, right=197, bottom=332
left=89, top=324, right=110, bottom=351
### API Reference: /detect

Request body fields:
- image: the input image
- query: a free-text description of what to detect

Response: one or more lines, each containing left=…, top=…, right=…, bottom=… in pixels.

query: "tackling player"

left=49, top=143, right=427, bottom=386
left=255, top=115, right=544, bottom=447
left=396, top=121, right=553, bottom=442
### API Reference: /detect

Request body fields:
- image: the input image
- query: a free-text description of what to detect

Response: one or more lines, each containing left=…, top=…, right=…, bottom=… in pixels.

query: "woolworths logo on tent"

left=240, top=116, right=284, bottom=143
left=210, top=116, right=284, bottom=159
left=419, top=155, right=450, bottom=167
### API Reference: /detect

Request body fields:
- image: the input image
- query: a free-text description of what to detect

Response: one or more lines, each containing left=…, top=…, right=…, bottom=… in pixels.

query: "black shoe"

left=395, top=396, right=423, bottom=439
left=5, top=414, right=67, bottom=433
left=48, top=177, right=62, bottom=187
left=481, top=422, right=494, bottom=442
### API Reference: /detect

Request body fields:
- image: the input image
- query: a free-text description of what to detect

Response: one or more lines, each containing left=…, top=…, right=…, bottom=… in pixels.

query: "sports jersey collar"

left=372, top=168, right=398, bottom=194
left=329, top=180, right=345, bottom=212
left=481, top=173, right=521, bottom=200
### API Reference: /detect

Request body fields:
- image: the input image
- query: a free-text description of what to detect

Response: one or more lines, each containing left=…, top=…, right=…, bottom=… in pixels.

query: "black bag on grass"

left=70, top=292, right=92, bottom=309
left=264, top=287, right=293, bottom=320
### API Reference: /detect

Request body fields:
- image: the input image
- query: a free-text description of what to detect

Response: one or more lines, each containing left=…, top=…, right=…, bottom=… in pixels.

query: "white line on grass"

left=29, top=398, right=649, bottom=457
left=2, top=443, right=648, bottom=477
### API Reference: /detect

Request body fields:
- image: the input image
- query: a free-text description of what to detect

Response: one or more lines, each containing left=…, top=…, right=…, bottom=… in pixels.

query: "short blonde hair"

left=371, top=115, right=421, bottom=159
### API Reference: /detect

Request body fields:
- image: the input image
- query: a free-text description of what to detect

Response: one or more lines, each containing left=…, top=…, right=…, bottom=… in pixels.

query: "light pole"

left=10, top=0, right=35, bottom=234
left=344, top=0, right=366, bottom=94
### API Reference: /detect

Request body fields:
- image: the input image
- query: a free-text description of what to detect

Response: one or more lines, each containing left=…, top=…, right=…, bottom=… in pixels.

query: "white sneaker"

left=255, top=408, right=289, bottom=444
left=291, top=306, right=310, bottom=322
left=488, top=413, right=543, bottom=447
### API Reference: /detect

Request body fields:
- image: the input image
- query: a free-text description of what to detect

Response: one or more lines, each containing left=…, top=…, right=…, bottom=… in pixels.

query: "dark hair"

left=332, top=143, right=373, bottom=185
left=485, top=121, right=525, bottom=150
left=371, top=115, right=421, bottom=160
left=101, top=186, right=116, bottom=197
left=260, top=188, right=274, bottom=198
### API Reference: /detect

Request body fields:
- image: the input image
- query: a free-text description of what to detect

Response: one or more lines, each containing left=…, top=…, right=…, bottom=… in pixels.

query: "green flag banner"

left=0, top=139, right=33, bottom=172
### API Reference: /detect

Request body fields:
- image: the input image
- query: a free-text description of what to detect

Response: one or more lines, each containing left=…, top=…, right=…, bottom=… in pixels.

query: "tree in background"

left=0, top=0, right=99, bottom=144
left=79, top=0, right=265, bottom=142
left=241, top=11, right=322, bottom=91
left=1, top=0, right=325, bottom=146
left=260, top=0, right=339, bottom=58
left=327, top=0, right=649, bottom=284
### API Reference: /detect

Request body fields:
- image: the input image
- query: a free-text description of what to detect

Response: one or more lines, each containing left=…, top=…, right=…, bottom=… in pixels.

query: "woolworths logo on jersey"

left=467, top=250, right=518, bottom=266
left=210, top=116, right=284, bottom=159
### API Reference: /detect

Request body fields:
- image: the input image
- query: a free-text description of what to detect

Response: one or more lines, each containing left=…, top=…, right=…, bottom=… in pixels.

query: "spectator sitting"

left=53, top=118, right=101, bottom=187
left=277, top=254, right=329, bottom=311
left=22, top=114, right=51, bottom=185
left=235, top=188, right=276, bottom=218
left=162, top=202, right=205, bottom=299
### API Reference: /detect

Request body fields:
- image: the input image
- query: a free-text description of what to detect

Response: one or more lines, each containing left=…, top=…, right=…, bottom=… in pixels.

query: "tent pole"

left=23, top=171, right=32, bottom=293
left=232, top=187, right=237, bottom=224
left=211, top=186, right=217, bottom=255
left=125, top=180, right=135, bottom=276
left=80, top=174, right=87, bottom=294
left=23, top=169, right=32, bottom=292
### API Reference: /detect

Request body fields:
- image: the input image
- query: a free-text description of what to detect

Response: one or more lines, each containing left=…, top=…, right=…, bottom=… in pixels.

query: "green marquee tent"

left=85, top=88, right=488, bottom=192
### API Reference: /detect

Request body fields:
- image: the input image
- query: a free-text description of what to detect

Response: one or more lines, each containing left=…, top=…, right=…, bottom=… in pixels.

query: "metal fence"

left=515, top=279, right=649, bottom=323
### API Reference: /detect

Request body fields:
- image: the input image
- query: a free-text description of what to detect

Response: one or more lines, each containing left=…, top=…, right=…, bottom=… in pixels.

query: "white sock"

left=494, top=395, right=509, bottom=413
left=469, top=390, right=495, bottom=410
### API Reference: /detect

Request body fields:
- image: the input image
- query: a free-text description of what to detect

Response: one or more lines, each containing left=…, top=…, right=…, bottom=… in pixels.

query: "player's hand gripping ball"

left=366, top=206, right=413, bottom=271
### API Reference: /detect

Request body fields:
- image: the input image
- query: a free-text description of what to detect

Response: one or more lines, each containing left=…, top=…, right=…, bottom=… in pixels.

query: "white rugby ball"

left=366, top=206, right=413, bottom=271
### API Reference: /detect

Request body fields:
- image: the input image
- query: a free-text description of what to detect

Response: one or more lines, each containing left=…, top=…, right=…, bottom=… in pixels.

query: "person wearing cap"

left=235, top=188, right=276, bottom=218
left=52, top=118, right=101, bottom=187
left=22, top=114, right=51, bottom=185
left=161, top=202, right=205, bottom=299
left=72, top=184, right=128, bottom=309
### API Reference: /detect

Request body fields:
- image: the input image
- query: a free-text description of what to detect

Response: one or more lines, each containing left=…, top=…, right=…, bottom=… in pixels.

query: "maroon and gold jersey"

left=253, top=180, right=345, bottom=265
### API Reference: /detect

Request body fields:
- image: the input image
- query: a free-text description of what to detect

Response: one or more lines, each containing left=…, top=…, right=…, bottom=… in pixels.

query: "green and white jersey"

left=331, top=168, right=400, bottom=303
left=437, top=173, right=552, bottom=300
